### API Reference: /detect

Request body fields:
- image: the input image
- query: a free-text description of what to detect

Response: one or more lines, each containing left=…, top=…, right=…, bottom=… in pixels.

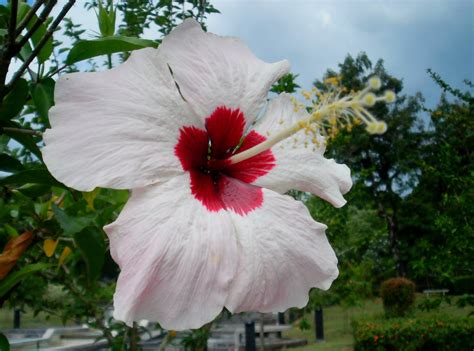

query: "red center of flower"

left=175, top=106, right=275, bottom=215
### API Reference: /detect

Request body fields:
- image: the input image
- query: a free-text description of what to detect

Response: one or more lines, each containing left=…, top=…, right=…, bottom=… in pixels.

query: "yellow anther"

left=297, top=120, right=307, bottom=130
left=324, top=76, right=340, bottom=86
left=311, top=111, right=322, bottom=122
left=302, top=90, right=312, bottom=100
left=278, top=118, right=284, bottom=124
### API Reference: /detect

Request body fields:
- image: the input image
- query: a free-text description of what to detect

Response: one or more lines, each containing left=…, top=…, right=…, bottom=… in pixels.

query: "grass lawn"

left=0, top=308, right=69, bottom=329
left=283, top=296, right=473, bottom=351
left=283, top=300, right=382, bottom=351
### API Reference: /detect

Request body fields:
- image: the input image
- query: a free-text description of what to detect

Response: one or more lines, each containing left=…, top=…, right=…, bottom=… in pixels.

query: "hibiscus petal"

left=43, top=48, right=200, bottom=191
left=104, top=174, right=237, bottom=330
left=160, top=19, right=290, bottom=127
left=225, top=188, right=339, bottom=313
left=253, top=94, right=352, bottom=207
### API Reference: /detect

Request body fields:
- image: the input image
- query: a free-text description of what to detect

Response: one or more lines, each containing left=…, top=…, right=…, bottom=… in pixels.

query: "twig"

left=15, top=0, right=47, bottom=37
left=6, top=0, right=76, bottom=91
left=0, top=126, right=43, bottom=136
left=8, top=1, right=19, bottom=50
left=16, top=0, right=57, bottom=51
left=46, top=63, right=68, bottom=78
left=158, top=332, right=173, bottom=351
left=54, top=191, right=66, bottom=206
left=0, top=0, right=19, bottom=100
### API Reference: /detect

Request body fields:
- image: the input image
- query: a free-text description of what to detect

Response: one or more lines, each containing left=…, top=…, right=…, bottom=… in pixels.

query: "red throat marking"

left=175, top=106, right=275, bottom=215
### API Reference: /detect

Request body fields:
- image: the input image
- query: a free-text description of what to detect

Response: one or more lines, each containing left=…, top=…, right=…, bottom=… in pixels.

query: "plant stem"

left=0, top=0, right=19, bottom=102
left=0, top=127, right=43, bottom=136
left=6, top=0, right=76, bottom=93
left=46, top=64, right=67, bottom=78
left=8, top=1, right=18, bottom=49
left=107, top=53, right=112, bottom=69
left=15, top=0, right=47, bottom=36
left=130, top=323, right=138, bottom=351
left=16, top=0, right=57, bottom=50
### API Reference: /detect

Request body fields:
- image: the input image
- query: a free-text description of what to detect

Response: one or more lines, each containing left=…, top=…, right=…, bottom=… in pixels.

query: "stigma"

left=229, top=76, right=395, bottom=165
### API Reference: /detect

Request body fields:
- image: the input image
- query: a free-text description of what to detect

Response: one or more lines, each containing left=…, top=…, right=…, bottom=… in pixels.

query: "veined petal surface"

left=253, top=94, right=352, bottom=207
left=104, top=174, right=238, bottom=330
left=225, top=188, right=339, bottom=313
left=160, top=19, right=290, bottom=128
left=43, top=47, right=199, bottom=191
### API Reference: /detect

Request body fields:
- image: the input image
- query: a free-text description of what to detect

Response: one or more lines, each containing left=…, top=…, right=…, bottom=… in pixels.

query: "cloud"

left=207, top=0, right=473, bottom=108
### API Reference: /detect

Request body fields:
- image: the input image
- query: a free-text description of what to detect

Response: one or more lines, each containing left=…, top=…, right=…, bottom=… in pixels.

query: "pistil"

left=229, top=76, right=395, bottom=165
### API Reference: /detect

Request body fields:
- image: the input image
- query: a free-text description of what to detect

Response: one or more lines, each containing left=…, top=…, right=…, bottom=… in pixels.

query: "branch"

left=0, top=0, right=19, bottom=100
left=16, top=0, right=57, bottom=52
left=15, top=0, right=47, bottom=37
left=0, top=126, right=43, bottom=136
left=6, top=0, right=76, bottom=91
left=8, top=0, right=19, bottom=50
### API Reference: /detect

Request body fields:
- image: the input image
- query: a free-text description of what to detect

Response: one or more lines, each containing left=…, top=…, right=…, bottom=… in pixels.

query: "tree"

left=400, top=74, right=474, bottom=286
left=313, top=52, right=425, bottom=277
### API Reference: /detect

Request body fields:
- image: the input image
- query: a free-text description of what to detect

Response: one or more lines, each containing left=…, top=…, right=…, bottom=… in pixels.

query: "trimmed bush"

left=380, top=277, right=415, bottom=317
left=353, top=315, right=474, bottom=351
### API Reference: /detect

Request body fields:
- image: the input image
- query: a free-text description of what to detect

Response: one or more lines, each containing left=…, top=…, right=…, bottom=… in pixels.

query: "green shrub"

left=353, top=315, right=474, bottom=351
left=452, top=275, right=474, bottom=294
left=380, top=277, right=415, bottom=317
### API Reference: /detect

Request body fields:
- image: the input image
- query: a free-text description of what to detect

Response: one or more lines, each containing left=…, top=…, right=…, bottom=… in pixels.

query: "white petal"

left=43, top=48, right=200, bottom=191
left=225, top=188, right=339, bottom=313
left=253, top=94, right=352, bottom=207
left=160, top=19, right=290, bottom=127
left=104, top=174, right=237, bottom=330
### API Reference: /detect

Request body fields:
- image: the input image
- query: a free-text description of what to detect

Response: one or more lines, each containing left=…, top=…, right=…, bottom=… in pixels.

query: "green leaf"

left=73, top=227, right=106, bottom=284
left=17, top=183, right=51, bottom=198
left=17, top=36, right=33, bottom=62
left=0, top=169, right=64, bottom=188
left=52, top=204, right=94, bottom=236
left=0, top=332, right=9, bottom=351
left=31, top=78, right=55, bottom=125
left=0, top=79, right=28, bottom=120
left=0, top=120, right=42, bottom=159
left=66, top=36, right=158, bottom=65
left=0, top=154, right=24, bottom=172
left=17, top=3, right=53, bottom=63
left=0, top=263, right=50, bottom=299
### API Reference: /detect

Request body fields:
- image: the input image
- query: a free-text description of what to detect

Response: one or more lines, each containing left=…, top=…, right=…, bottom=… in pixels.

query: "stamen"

left=229, top=77, right=395, bottom=165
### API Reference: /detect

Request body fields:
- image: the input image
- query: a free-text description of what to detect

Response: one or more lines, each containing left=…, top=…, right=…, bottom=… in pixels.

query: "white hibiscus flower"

left=42, top=19, right=390, bottom=330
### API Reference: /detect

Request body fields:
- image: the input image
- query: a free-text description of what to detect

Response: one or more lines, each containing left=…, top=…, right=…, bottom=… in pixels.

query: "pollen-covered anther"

left=302, top=90, right=312, bottom=100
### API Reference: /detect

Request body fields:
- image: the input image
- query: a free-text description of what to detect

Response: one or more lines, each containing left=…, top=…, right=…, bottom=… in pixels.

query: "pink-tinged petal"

left=160, top=19, right=290, bottom=127
left=225, top=189, right=339, bottom=313
left=253, top=94, right=352, bottom=207
left=43, top=48, right=200, bottom=191
left=104, top=174, right=238, bottom=330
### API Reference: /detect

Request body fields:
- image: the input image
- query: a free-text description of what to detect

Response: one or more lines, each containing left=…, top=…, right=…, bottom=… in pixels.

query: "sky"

left=3, top=0, right=473, bottom=109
